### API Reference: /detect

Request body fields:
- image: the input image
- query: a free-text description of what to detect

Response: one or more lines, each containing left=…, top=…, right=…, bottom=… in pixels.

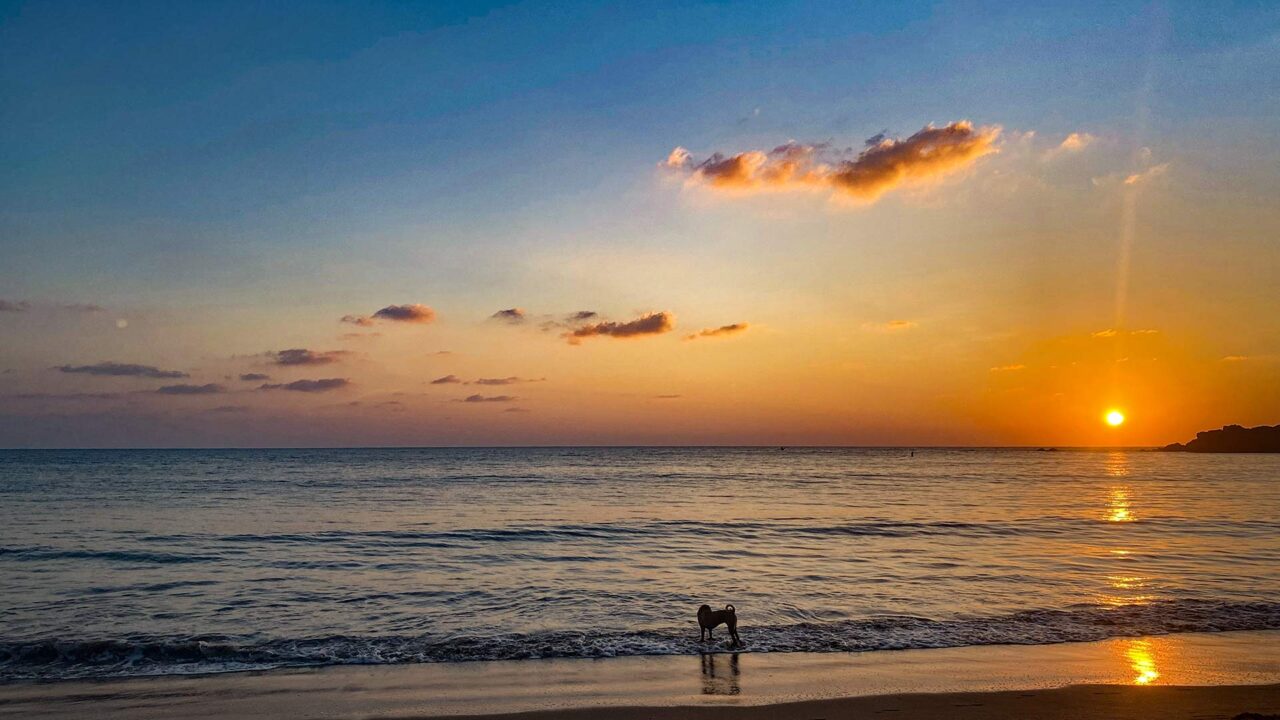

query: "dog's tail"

left=725, top=604, right=735, bottom=613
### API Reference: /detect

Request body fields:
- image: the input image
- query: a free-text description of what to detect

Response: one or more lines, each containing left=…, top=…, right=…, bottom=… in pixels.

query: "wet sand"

left=1, top=630, right=1277, bottom=719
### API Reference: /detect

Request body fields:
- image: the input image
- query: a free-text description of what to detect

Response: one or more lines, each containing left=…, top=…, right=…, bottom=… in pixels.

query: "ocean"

left=1, top=447, right=1277, bottom=681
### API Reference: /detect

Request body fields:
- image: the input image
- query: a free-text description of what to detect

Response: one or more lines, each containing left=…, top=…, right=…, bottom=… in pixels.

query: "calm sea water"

left=1, top=448, right=1277, bottom=680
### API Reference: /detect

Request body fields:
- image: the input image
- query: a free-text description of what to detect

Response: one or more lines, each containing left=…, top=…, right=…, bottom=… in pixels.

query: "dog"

left=697, top=603, right=741, bottom=647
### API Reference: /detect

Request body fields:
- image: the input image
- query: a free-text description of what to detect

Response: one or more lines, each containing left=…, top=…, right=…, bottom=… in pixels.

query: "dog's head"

left=698, top=604, right=712, bottom=615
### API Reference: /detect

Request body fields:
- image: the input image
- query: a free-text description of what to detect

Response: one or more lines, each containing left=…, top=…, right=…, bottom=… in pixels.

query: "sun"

left=1105, top=410, right=1126, bottom=427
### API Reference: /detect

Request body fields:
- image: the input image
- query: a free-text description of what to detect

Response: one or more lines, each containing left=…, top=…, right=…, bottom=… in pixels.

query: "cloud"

left=1222, top=355, right=1249, bottom=362
left=1131, top=329, right=1160, bottom=335
left=156, top=383, right=226, bottom=395
left=1124, top=162, right=1169, bottom=185
left=239, top=373, right=270, bottom=381
left=989, top=364, right=1027, bottom=372
left=670, top=121, right=1000, bottom=202
left=0, top=300, right=105, bottom=313
left=565, top=311, right=674, bottom=344
left=431, top=374, right=463, bottom=384
left=461, top=394, right=517, bottom=403
left=503, top=407, right=530, bottom=413
left=207, top=405, right=250, bottom=413
left=862, top=320, right=917, bottom=333
left=471, top=376, right=545, bottom=385
left=685, top=323, right=749, bottom=340
left=259, top=378, right=351, bottom=392
left=567, top=311, right=598, bottom=322
left=55, top=361, right=188, bottom=379
left=342, top=304, right=436, bottom=326
left=1042, top=132, right=1096, bottom=160
left=270, top=348, right=348, bottom=366
left=7, top=392, right=123, bottom=401
left=373, top=304, right=436, bottom=323
left=655, top=394, right=682, bottom=399
left=1091, top=329, right=1119, bottom=338
left=491, top=308, right=526, bottom=324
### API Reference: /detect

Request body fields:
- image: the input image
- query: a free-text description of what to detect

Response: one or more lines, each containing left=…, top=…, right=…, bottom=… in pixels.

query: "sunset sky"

left=2, top=1, right=1278, bottom=447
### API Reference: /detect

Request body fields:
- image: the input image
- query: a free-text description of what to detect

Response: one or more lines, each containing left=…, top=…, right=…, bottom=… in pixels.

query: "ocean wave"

left=3, top=599, right=1278, bottom=681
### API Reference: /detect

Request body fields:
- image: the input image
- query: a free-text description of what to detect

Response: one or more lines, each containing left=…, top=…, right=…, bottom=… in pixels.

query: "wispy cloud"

left=239, top=373, right=270, bottom=381
left=471, top=376, right=545, bottom=385
left=460, top=394, right=517, bottom=403
left=669, top=121, right=1000, bottom=202
left=862, top=320, right=917, bottom=333
left=55, top=361, right=188, bottom=379
left=1222, top=355, right=1249, bottom=362
left=431, top=374, right=463, bottom=384
left=270, top=348, right=348, bottom=366
left=490, top=308, right=526, bottom=324
left=61, top=303, right=105, bottom=313
left=1124, top=162, right=1169, bottom=185
left=989, top=364, right=1027, bottom=372
left=0, top=300, right=30, bottom=312
left=1042, top=132, right=1096, bottom=160
left=342, top=304, right=436, bottom=326
left=566, top=311, right=674, bottom=344
left=684, top=323, right=748, bottom=340
left=259, top=378, right=351, bottom=392
left=156, top=383, right=226, bottom=395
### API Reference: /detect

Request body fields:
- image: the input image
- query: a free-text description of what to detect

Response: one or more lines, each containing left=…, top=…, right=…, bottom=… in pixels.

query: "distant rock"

left=1162, top=424, right=1280, bottom=453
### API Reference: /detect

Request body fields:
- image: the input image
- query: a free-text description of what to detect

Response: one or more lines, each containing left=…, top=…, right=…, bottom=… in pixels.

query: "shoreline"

left=2, top=630, right=1278, bottom=718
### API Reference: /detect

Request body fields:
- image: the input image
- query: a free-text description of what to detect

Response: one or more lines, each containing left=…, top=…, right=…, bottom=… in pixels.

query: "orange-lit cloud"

left=990, top=364, right=1027, bottom=372
left=271, top=348, right=348, bottom=366
left=259, top=378, right=351, bottom=392
left=1042, top=132, right=1096, bottom=160
left=685, top=322, right=749, bottom=340
left=342, top=304, right=436, bottom=326
left=670, top=121, right=1000, bottom=201
left=1124, top=163, right=1169, bottom=185
left=565, top=311, right=674, bottom=344
left=431, top=374, right=463, bottom=384
left=1222, top=355, right=1249, bottom=362
left=460, top=394, right=517, bottom=403
left=239, top=373, right=270, bottom=381
left=471, top=376, right=545, bottom=385
left=862, top=319, right=917, bottom=333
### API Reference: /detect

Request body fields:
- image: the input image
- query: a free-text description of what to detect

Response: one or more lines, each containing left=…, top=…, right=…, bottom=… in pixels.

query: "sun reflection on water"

left=1125, top=639, right=1160, bottom=684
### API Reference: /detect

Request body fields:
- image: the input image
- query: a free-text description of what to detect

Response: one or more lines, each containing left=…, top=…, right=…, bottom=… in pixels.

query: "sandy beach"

left=2, top=630, right=1278, bottom=719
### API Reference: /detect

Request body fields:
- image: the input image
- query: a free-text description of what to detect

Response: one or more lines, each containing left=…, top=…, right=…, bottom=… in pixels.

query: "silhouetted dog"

left=697, top=604, right=741, bottom=647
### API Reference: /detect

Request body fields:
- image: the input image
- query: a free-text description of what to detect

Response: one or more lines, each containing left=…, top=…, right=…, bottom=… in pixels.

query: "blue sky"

left=2, top=1, right=1278, bottom=446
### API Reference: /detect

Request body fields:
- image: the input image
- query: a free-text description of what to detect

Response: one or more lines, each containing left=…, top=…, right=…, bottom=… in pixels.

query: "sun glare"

left=1105, top=410, right=1125, bottom=427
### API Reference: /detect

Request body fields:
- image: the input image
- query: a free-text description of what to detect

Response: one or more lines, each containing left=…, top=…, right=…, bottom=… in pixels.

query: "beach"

left=3, top=630, right=1278, bottom=719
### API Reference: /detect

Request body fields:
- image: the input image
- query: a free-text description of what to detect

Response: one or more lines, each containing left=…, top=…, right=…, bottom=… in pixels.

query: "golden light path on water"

left=1099, top=452, right=1154, bottom=608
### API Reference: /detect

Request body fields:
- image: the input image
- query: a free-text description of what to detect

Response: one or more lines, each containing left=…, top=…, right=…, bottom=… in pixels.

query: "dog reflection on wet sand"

left=700, top=652, right=741, bottom=695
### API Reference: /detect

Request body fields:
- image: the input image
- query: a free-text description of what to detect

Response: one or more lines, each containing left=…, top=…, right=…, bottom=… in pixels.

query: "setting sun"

left=1106, top=410, right=1126, bottom=427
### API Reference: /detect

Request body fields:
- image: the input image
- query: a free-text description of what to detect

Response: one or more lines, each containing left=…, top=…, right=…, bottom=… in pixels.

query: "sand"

left=1, top=630, right=1277, bottom=719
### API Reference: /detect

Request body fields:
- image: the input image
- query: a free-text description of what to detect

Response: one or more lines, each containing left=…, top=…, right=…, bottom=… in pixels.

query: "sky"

left=2, top=0, right=1278, bottom=447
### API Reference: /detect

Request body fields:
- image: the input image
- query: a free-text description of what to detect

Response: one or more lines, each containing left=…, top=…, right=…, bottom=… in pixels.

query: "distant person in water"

left=697, top=604, right=742, bottom=647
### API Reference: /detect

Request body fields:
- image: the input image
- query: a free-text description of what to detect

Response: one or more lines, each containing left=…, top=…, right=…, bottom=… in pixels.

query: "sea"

left=1, top=447, right=1277, bottom=681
